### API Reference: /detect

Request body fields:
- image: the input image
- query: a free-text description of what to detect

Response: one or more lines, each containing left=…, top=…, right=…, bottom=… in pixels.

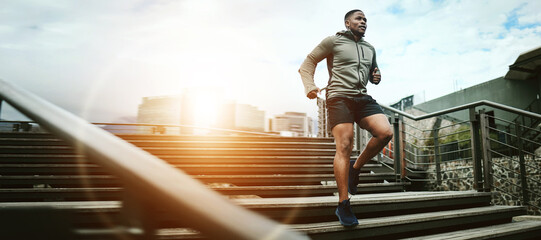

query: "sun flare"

left=186, top=88, right=224, bottom=134
left=193, top=94, right=219, bottom=128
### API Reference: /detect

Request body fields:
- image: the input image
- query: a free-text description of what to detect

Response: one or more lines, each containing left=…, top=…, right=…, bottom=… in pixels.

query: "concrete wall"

left=414, top=77, right=540, bottom=124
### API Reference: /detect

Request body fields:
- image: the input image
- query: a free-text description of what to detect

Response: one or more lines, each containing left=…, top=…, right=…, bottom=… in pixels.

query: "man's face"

left=346, top=11, right=367, bottom=37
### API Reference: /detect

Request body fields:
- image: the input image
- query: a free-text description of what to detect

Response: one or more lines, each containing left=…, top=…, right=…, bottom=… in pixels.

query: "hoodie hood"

left=336, top=30, right=364, bottom=42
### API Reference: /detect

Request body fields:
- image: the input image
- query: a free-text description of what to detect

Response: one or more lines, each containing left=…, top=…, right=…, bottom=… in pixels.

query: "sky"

left=1, top=0, right=541, bottom=123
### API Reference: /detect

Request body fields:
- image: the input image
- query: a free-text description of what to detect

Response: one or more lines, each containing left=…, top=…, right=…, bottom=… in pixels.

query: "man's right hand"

left=307, top=88, right=320, bottom=99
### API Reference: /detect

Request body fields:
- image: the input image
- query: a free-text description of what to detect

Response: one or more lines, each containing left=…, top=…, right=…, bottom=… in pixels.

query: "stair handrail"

left=380, top=100, right=541, bottom=120
left=376, top=98, right=540, bottom=214
left=0, top=78, right=309, bottom=240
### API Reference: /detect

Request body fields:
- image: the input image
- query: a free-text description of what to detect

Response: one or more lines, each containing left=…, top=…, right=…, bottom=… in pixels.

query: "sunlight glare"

left=189, top=88, right=223, bottom=134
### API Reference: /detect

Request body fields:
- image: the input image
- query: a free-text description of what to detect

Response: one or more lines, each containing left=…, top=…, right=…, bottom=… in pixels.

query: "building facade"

left=218, top=102, right=265, bottom=132
left=137, top=95, right=184, bottom=125
left=270, top=112, right=313, bottom=137
left=137, top=93, right=265, bottom=134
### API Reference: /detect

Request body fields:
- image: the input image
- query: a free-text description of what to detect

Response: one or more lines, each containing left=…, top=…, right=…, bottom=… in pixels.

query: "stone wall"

left=425, top=160, right=475, bottom=192
left=491, top=155, right=541, bottom=215
left=424, top=155, right=541, bottom=215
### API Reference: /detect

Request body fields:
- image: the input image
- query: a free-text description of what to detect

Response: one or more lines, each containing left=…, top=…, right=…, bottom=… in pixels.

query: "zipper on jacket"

left=354, top=41, right=362, bottom=85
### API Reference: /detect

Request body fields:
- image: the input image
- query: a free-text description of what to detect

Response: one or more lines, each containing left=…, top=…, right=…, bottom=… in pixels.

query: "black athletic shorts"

left=326, top=95, right=385, bottom=130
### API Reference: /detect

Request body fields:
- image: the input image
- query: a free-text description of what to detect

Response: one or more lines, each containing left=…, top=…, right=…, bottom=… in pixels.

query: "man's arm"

left=299, top=36, right=334, bottom=98
left=369, top=48, right=381, bottom=85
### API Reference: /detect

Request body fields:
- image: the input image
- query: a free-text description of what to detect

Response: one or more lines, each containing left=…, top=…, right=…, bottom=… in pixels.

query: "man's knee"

left=336, top=136, right=353, bottom=154
left=381, top=128, right=393, bottom=143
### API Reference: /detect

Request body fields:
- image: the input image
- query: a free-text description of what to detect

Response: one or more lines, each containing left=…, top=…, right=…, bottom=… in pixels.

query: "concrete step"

left=115, top=134, right=335, bottom=143
left=193, top=173, right=397, bottom=185
left=0, top=146, right=76, bottom=154
left=0, top=137, right=66, bottom=146
left=0, top=154, right=87, bottom=164
left=402, top=220, right=541, bottom=240
left=170, top=163, right=382, bottom=175
left=0, top=175, right=119, bottom=187
left=291, top=206, right=525, bottom=240
left=151, top=205, right=524, bottom=239
left=0, top=154, right=384, bottom=167
left=0, top=187, right=123, bottom=202
left=0, top=154, right=337, bottom=164
left=0, top=163, right=385, bottom=175
left=0, top=173, right=396, bottom=188
left=158, top=155, right=337, bottom=165
left=0, top=132, right=57, bottom=139
left=0, top=191, right=494, bottom=226
left=0, top=163, right=108, bottom=175
left=212, top=182, right=409, bottom=197
left=127, top=140, right=336, bottom=149
left=142, top=147, right=337, bottom=156
left=0, top=137, right=336, bottom=149
left=0, top=132, right=333, bottom=143
left=0, top=145, right=337, bottom=156
left=0, top=182, right=409, bottom=201
left=237, top=191, right=493, bottom=222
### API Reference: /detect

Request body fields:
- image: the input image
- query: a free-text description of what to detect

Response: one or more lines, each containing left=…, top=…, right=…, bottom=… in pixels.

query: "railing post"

left=392, top=114, right=402, bottom=182
left=354, top=123, right=361, bottom=155
left=479, top=110, right=493, bottom=192
left=433, top=118, right=442, bottom=185
left=470, top=108, right=484, bottom=191
left=400, top=118, right=406, bottom=180
left=515, top=119, right=530, bottom=206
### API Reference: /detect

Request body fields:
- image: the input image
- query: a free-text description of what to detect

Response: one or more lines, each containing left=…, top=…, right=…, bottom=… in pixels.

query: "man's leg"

left=352, top=113, right=393, bottom=169
left=332, top=122, right=358, bottom=226
left=332, top=123, right=354, bottom=202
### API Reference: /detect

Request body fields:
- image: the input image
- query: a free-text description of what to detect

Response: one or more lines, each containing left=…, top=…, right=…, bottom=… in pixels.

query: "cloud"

left=365, top=0, right=541, bottom=103
left=0, top=0, right=540, bottom=123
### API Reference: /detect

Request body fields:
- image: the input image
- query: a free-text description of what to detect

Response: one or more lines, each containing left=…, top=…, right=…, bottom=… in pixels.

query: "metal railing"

left=384, top=101, right=540, bottom=215
left=325, top=99, right=540, bottom=215
left=0, top=78, right=309, bottom=239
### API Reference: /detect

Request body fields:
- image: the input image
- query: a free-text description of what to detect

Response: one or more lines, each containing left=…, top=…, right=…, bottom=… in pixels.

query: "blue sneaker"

left=348, top=160, right=361, bottom=195
left=335, top=199, right=358, bottom=227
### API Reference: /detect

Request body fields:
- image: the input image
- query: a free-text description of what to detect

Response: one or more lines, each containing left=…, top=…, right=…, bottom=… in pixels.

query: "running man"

left=299, top=9, right=393, bottom=226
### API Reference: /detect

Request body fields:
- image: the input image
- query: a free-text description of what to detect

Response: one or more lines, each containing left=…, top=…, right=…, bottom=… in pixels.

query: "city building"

left=137, top=95, right=184, bottom=125
left=137, top=91, right=265, bottom=134
left=270, top=112, right=313, bottom=137
left=218, top=101, right=265, bottom=132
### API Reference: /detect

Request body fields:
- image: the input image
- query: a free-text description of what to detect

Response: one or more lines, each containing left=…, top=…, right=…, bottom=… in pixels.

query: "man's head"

left=344, top=9, right=367, bottom=38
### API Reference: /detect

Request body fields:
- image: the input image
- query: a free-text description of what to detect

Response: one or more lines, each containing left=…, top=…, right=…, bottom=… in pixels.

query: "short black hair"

left=344, top=9, right=363, bottom=22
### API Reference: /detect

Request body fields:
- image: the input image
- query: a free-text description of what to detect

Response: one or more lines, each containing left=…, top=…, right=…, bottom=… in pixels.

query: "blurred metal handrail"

left=380, top=100, right=541, bottom=120
left=0, top=78, right=309, bottom=240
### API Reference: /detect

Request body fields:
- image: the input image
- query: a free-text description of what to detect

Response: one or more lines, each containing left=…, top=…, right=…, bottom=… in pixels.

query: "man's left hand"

left=372, top=67, right=381, bottom=84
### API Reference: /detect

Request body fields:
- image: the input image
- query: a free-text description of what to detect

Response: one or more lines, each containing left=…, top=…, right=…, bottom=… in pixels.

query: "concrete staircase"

left=1, top=132, right=540, bottom=239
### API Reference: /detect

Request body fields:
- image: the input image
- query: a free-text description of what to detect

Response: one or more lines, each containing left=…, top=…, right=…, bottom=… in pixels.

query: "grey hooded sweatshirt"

left=299, top=30, right=379, bottom=99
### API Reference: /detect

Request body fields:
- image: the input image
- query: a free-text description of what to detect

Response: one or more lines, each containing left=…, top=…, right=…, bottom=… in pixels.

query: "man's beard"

left=350, top=29, right=365, bottom=38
